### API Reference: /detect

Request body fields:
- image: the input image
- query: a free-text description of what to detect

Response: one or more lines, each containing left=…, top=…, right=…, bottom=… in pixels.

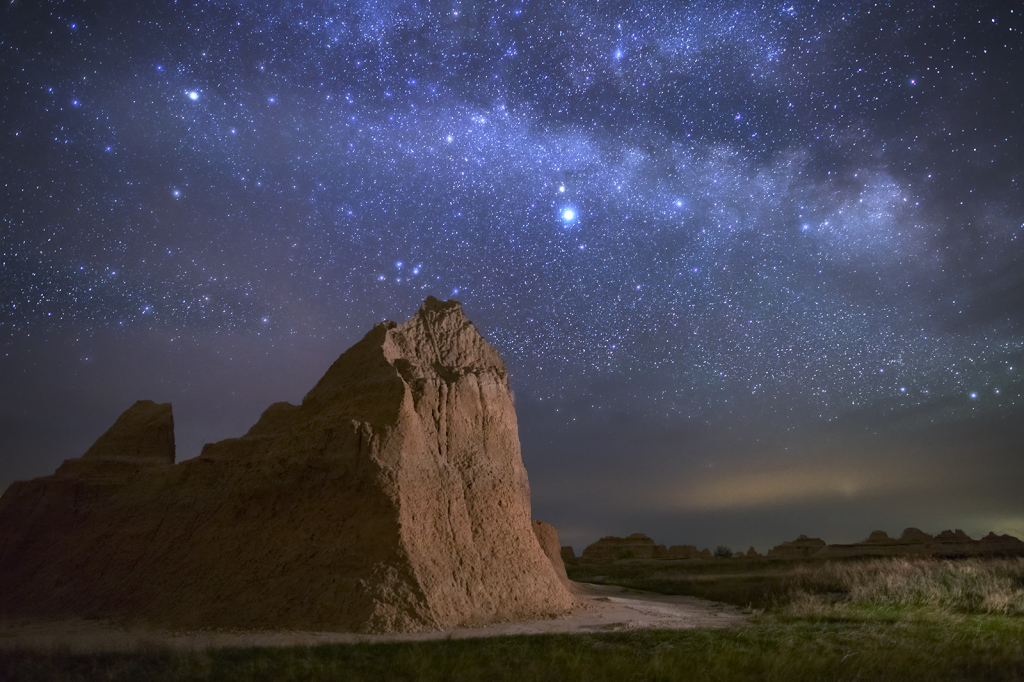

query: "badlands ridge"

left=0, top=297, right=576, bottom=632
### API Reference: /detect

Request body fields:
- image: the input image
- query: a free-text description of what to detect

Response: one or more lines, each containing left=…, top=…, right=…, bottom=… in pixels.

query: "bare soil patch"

left=0, top=583, right=746, bottom=653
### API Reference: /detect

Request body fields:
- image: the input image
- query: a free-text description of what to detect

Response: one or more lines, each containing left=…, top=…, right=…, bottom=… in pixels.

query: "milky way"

left=2, top=1, right=1022, bottom=549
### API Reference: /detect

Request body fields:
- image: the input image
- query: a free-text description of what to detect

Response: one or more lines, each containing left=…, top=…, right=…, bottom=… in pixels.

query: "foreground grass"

left=7, top=558, right=1024, bottom=680
left=3, top=617, right=1024, bottom=682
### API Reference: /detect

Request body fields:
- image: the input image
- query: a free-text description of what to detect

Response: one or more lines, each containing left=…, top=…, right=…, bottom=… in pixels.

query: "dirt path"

left=0, top=584, right=747, bottom=653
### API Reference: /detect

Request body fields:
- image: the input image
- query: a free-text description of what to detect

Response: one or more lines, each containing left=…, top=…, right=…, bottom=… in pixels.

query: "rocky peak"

left=55, top=400, right=174, bottom=479
left=300, top=297, right=505, bottom=419
left=863, top=530, right=893, bottom=544
left=897, top=527, right=934, bottom=544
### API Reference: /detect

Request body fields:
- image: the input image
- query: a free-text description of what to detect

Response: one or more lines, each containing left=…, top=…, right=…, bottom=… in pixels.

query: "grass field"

left=4, top=557, right=1024, bottom=681
left=567, top=555, right=1024, bottom=616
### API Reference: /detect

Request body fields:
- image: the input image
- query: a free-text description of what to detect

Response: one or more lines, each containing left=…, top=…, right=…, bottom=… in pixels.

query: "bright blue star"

left=187, top=91, right=199, bottom=101
left=560, top=206, right=578, bottom=225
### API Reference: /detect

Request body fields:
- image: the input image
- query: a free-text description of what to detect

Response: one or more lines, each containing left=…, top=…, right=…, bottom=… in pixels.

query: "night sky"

left=2, top=0, right=1022, bottom=553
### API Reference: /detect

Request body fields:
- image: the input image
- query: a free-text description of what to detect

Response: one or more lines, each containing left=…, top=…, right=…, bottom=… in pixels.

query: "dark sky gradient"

left=2, top=0, right=1022, bottom=552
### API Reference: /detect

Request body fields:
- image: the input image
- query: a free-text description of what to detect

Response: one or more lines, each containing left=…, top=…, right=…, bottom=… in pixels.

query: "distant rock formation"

left=581, top=533, right=661, bottom=560
left=0, top=297, right=577, bottom=632
left=898, top=527, right=934, bottom=544
left=767, top=535, right=827, bottom=558
left=577, top=535, right=717, bottom=562
left=663, top=544, right=703, bottom=559
left=816, top=528, right=1024, bottom=559
left=560, top=546, right=578, bottom=565
left=745, top=547, right=760, bottom=557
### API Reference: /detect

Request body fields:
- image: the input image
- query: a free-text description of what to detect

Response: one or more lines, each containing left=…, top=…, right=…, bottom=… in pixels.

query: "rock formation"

left=581, top=533, right=661, bottom=560
left=766, top=535, right=827, bottom=558
left=898, top=527, right=934, bottom=544
left=816, top=528, right=1024, bottom=559
left=0, top=297, right=577, bottom=632
left=663, top=544, right=702, bottom=559
left=862, top=530, right=893, bottom=544
left=577, top=535, right=718, bottom=562
left=560, top=546, right=578, bottom=565
left=745, top=547, right=760, bottom=557
left=532, top=519, right=569, bottom=583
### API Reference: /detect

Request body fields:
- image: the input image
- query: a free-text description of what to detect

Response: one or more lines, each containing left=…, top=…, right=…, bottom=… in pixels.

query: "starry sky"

left=2, top=0, right=1022, bottom=553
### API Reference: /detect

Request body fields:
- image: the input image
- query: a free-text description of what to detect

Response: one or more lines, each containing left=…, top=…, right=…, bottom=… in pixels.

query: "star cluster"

left=2, top=0, right=1022, bottom=546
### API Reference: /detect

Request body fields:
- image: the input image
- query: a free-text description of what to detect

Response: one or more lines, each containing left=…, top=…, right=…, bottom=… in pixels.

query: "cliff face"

left=0, top=297, right=576, bottom=632
left=531, top=519, right=570, bottom=584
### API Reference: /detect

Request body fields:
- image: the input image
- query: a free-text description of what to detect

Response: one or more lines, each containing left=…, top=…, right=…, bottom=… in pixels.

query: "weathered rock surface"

left=0, top=297, right=577, bottom=632
left=560, top=546, right=578, bottom=565
left=532, top=519, right=569, bottom=583
left=54, top=400, right=175, bottom=480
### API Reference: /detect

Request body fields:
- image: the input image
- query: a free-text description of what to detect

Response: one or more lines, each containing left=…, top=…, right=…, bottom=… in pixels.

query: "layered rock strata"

left=0, top=297, right=577, bottom=632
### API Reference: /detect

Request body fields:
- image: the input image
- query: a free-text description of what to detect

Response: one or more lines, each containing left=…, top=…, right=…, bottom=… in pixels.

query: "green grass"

left=6, top=557, right=1024, bottom=680
left=567, top=556, right=804, bottom=608
left=567, top=556, right=1024, bottom=616
left=3, top=619, right=1024, bottom=681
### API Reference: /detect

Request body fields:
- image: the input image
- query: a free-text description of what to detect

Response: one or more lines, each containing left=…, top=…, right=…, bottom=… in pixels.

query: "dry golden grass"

left=777, top=557, right=1024, bottom=618
left=568, top=556, right=1024, bottom=618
